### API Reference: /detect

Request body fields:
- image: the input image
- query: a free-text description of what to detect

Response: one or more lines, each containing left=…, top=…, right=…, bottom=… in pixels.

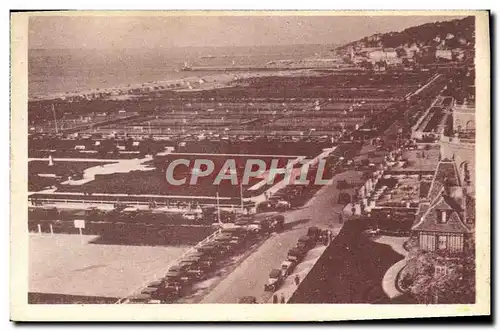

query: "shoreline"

left=28, top=68, right=331, bottom=103
left=29, top=71, right=241, bottom=102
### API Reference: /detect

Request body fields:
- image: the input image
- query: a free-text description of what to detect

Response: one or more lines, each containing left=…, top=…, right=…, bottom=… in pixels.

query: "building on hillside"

left=386, top=57, right=403, bottom=66
left=404, top=44, right=420, bottom=59
left=436, top=49, right=453, bottom=60
left=367, top=49, right=398, bottom=63
left=412, top=160, right=473, bottom=254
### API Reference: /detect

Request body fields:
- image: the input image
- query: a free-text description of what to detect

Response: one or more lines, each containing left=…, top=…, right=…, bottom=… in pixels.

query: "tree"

left=401, top=249, right=476, bottom=304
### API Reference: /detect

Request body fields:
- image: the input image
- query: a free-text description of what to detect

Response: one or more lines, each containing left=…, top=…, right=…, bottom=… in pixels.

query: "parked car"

left=269, top=215, right=285, bottom=232
left=146, top=279, right=165, bottom=289
left=185, top=266, right=206, bottom=281
left=127, top=293, right=155, bottom=304
left=140, top=286, right=158, bottom=296
left=297, top=235, right=316, bottom=251
left=246, top=222, right=262, bottom=233
left=169, top=264, right=191, bottom=273
left=264, top=268, right=284, bottom=292
left=307, top=226, right=321, bottom=242
left=319, top=229, right=335, bottom=244
left=238, top=296, right=258, bottom=304
left=165, top=270, right=191, bottom=285
left=276, top=200, right=291, bottom=211
left=197, top=243, right=227, bottom=256
left=155, top=282, right=183, bottom=301
left=259, top=215, right=285, bottom=233
left=221, top=227, right=248, bottom=238
left=280, top=260, right=297, bottom=277
left=287, top=247, right=307, bottom=263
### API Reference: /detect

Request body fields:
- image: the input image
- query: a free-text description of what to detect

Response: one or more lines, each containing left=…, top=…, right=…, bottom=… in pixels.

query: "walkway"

left=405, top=73, right=442, bottom=100
left=382, top=259, right=407, bottom=299
left=268, top=243, right=331, bottom=303
left=247, top=156, right=305, bottom=191
left=374, top=236, right=408, bottom=299
left=61, top=156, right=153, bottom=185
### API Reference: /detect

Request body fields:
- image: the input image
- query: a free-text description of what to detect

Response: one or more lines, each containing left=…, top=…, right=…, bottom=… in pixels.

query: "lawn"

left=29, top=160, right=114, bottom=191
left=57, top=154, right=301, bottom=198
left=289, top=218, right=404, bottom=303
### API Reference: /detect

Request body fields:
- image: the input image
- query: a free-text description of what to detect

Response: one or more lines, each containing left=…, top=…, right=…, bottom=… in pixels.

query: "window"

left=438, top=211, right=447, bottom=224
left=438, top=235, right=447, bottom=250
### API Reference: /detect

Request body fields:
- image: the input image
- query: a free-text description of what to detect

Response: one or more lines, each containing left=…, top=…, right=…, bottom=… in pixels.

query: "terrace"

left=391, top=148, right=441, bottom=173
left=375, top=175, right=421, bottom=207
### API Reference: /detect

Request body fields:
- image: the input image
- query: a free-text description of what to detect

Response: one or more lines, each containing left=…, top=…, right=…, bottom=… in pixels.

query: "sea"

left=29, top=44, right=335, bottom=99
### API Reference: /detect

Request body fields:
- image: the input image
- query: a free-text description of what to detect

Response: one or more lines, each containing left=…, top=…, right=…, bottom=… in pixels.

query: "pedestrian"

left=280, top=293, right=286, bottom=304
left=272, top=294, right=278, bottom=304
left=294, top=274, right=300, bottom=286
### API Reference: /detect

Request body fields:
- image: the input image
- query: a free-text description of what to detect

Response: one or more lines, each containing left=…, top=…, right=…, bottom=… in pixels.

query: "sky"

left=28, top=14, right=467, bottom=49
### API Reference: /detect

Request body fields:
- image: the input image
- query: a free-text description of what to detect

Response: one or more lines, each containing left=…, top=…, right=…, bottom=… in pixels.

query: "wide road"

left=200, top=169, right=362, bottom=303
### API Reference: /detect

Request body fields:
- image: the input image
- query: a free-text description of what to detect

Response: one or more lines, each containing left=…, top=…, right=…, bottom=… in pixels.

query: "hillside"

left=338, top=16, right=475, bottom=51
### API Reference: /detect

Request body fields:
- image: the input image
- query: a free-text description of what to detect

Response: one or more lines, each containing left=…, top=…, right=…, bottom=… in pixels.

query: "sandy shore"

left=29, top=69, right=324, bottom=102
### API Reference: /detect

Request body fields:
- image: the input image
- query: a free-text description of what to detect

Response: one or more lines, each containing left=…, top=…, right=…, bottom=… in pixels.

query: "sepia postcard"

left=10, top=10, right=490, bottom=321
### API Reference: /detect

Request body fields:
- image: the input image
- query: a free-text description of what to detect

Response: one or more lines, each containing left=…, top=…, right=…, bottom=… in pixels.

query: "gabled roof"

left=433, top=197, right=457, bottom=211
left=412, top=196, right=471, bottom=234
left=443, top=195, right=464, bottom=212
left=427, top=160, right=460, bottom=200
left=434, top=160, right=460, bottom=186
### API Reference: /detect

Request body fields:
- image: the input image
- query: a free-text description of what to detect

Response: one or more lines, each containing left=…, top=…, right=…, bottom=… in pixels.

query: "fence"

left=29, top=196, right=254, bottom=211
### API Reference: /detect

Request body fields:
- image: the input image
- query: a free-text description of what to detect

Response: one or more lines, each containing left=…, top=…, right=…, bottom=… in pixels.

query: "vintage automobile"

left=140, top=286, right=159, bottom=296
left=307, top=226, right=321, bottom=242
left=280, top=260, right=297, bottom=277
left=155, top=282, right=184, bottom=301
left=185, top=266, right=207, bottom=281
left=197, top=243, right=227, bottom=256
left=127, top=293, right=158, bottom=304
left=146, top=279, right=165, bottom=289
left=238, top=296, right=258, bottom=304
left=276, top=200, right=292, bottom=211
left=296, top=235, right=316, bottom=251
left=264, top=268, right=285, bottom=292
left=269, top=215, right=285, bottom=232
left=259, top=215, right=285, bottom=233
left=183, top=253, right=216, bottom=270
left=164, top=269, right=191, bottom=285
left=287, top=247, right=307, bottom=263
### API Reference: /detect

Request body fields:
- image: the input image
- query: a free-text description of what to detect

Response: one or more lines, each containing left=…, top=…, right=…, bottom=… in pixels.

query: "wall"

left=419, top=232, right=464, bottom=253
left=440, top=136, right=475, bottom=194
left=452, top=106, right=475, bottom=132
